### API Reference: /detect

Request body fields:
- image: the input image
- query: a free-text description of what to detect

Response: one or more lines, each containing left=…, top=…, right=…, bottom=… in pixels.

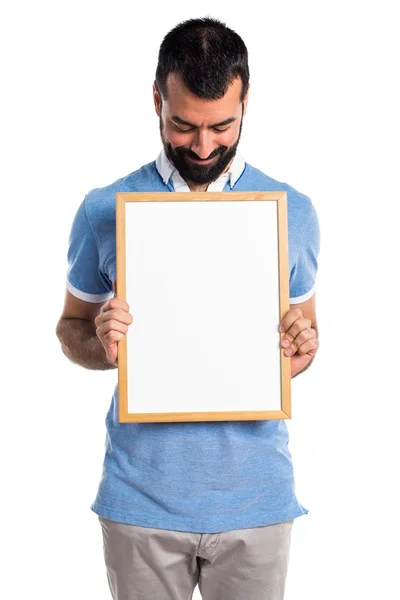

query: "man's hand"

left=94, top=297, right=134, bottom=367
left=280, top=305, right=319, bottom=378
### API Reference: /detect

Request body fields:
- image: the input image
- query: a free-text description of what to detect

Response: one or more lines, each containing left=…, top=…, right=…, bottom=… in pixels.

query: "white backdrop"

left=1, top=1, right=399, bottom=599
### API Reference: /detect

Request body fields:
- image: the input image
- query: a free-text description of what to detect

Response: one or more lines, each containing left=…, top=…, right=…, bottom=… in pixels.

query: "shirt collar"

left=155, top=148, right=245, bottom=189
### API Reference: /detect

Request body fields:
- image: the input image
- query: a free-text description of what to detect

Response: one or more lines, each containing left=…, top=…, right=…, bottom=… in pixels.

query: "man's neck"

left=187, top=181, right=210, bottom=192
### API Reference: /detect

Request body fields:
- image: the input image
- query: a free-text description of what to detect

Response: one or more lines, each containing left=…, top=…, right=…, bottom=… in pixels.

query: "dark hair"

left=155, top=17, right=249, bottom=102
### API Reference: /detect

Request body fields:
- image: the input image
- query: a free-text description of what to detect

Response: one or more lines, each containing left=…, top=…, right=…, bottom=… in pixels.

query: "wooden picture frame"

left=116, top=191, right=290, bottom=423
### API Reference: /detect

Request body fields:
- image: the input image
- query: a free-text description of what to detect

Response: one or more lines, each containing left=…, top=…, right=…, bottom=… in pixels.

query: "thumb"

left=106, top=343, right=118, bottom=366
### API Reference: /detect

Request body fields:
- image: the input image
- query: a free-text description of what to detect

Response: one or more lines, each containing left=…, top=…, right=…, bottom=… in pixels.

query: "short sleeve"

left=289, top=201, right=320, bottom=304
left=66, top=197, right=113, bottom=303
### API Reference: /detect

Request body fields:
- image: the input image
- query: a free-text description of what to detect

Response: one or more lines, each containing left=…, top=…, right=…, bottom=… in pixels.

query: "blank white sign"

left=116, top=192, right=290, bottom=422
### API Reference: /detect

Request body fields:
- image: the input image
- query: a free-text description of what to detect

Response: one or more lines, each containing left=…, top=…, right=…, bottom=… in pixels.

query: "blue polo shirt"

left=66, top=154, right=319, bottom=533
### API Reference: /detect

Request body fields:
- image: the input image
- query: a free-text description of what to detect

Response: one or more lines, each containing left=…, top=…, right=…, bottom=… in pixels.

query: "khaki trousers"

left=99, top=516, right=294, bottom=600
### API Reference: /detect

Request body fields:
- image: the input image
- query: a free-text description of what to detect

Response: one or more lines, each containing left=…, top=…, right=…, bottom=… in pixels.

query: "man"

left=56, top=17, right=319, bottom=600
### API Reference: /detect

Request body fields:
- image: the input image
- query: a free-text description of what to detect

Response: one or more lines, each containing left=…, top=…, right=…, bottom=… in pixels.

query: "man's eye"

left=213, top=127, right=230, bottom=133
left=174, top=124, right=194, bottom=132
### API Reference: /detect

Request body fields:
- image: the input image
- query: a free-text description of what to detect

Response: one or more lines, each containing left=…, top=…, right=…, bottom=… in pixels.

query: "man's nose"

left=190, top=130, right=215, bottom=159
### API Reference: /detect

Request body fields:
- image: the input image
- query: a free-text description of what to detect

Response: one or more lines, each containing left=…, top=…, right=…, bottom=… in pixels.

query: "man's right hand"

left=94, top=297, right=134, bottom=366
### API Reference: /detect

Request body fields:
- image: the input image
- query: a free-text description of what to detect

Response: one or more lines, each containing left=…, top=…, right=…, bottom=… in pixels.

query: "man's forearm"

left=56, top=318, right=117, bottom=370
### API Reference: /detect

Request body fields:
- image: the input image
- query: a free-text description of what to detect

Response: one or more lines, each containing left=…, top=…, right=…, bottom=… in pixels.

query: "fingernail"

left=281, top=339, right=290, bottom=348
left=285, top=348, right=293, bottom=356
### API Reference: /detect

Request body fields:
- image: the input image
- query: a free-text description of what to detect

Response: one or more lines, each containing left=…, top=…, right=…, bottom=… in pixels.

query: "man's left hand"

left=280, top=307, right=319, bottom=377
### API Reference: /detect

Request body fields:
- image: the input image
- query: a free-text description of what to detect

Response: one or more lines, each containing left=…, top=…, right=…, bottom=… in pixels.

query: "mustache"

left=176, top=146, right=227, bottom=161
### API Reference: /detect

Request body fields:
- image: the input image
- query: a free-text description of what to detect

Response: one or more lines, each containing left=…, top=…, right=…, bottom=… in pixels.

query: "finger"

left=285, top=317, right=312, bottom=341
left=281, top=319, right=312, bottom=350
left=295, top=337, right=319, bottom=356
left=281, top=322, right=313, bottom=348
left=103, top=330, right=127, bottom=346
left=279, top=307, right=303, bottom=334
left=95, top=308, right=134, bottom=327
left=282, top=329, right=317, bottom=356
left=96, top=319, right=129, bottom=337
left=104, top=343, right=118, bottom=366
left=96, top=328, right=127, bottom=352
left=101, top=297, right=130, bottom=314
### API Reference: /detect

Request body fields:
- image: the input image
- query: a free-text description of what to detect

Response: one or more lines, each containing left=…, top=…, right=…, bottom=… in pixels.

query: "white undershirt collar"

left=155, top=148, right=245, bottom=192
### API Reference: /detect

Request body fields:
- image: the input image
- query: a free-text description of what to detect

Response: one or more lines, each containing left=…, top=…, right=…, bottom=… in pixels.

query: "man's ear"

left=153, top=81, right=162, bottom=117
left=242, top=84, right=250, bottom=116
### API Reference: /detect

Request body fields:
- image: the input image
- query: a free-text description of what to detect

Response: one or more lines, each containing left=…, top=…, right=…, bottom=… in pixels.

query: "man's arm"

left=280, top=293, right=319, bottom=378
left=56, top=288, right=133, bottom=369
left=55, top=290, right=116, bottom=370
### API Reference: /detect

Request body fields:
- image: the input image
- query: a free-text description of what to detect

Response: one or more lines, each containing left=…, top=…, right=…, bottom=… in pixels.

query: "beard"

left=159, top=113, right=243, bottom=185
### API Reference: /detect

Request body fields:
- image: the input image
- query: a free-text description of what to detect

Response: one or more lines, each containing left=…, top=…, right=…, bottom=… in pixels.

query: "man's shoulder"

left=84, top=160, right=162, bottom=216
left=243, top=162, right=313, bottom=213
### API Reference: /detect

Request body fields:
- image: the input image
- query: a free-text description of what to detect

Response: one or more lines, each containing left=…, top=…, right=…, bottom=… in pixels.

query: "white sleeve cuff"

left=66, top=280, right=113, bottom=303
left=289, top=285, right=316, bottom=304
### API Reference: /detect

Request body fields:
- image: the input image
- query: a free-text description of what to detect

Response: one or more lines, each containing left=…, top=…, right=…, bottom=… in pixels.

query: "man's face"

left=153, top=74, right=248, bottom=184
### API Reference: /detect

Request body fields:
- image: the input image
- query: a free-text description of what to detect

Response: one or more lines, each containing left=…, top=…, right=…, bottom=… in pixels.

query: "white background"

left=1, top=1, right=399, bottom=599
